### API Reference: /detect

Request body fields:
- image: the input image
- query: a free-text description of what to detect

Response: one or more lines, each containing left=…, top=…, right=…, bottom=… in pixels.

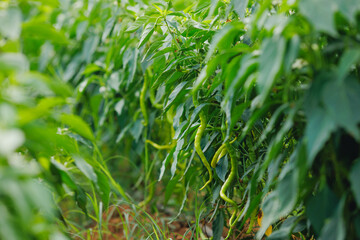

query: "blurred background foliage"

left=1, top=0, right=360, bottom=239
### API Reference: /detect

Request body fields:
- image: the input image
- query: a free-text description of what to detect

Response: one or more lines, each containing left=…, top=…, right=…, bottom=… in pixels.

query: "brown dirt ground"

left=77, top=204, right=304, bottom=240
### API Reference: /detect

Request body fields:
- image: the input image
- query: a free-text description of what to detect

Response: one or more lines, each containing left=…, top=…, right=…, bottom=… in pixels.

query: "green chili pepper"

left=139, top=181, right=155, bottom=208
left=219, top=143, right=237, bottom=206
left=221, top=143, right=240, bottom=239
left=211, top=137, right=237, bottom=168
left=211, top=144, right=226, bottom=168
left=149, top=87, right=163, bottom=109
left=225, top=206, right=244, bottom=240
left=140, top=74, right=149, bottom=126
left=195, top=111, right=213, bottom=190
left=192, top=93, right=212, bottom=190
left=146, top=139, right=175, bottom=150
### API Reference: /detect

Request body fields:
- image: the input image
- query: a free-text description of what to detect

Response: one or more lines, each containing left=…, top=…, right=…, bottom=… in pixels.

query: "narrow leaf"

left=138, top=23, right=155, bottom=48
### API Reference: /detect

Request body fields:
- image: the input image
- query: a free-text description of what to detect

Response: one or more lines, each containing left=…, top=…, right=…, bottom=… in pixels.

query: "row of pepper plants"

left=1, top=0, right=360, bottom=239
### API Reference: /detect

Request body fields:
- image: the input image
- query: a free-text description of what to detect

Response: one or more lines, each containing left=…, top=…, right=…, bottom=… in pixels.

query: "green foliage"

left=1, top=0, right=360, bottom=239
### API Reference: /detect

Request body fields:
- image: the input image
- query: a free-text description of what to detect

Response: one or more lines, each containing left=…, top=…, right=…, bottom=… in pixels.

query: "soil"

left=78, top=204, right=303, bottom=240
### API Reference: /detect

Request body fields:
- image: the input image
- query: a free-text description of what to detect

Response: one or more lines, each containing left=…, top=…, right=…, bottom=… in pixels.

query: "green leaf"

left=129, top=120, right=144, bottom=142
left=159, top=147, right=176, bottom=181
left=50, top=159, right=78, bottom=190
left=173, top=103, right=184, bottom=128
left=116, top=124, right=131, bottom=143
left=82, top=64, right=105, bottom=76
left=165, top=175, right=181, bottom=205
left=138, top=23, right=155, bottom=48
left=225, top=53, right=256, bottom=94
left=0, top=204, right=23, bottom=240
left=61, top=114, right=95, bottom=141
left=337, top=49, right=360, bottom=83
left=63, top=55, right=82, bottom=82
left=0, top=8, right=22, bottom=40
left=95, top=170, right=110, bottom=208
left=299, top=0, right=337, bottom=35
left=322, top=78, right=360, bottom=140
left=205, top=22, right=245, bottom=62
left=152, top=4, right=163, bottom=14
left=284, top=35, right=300, bottom=73
left=193, top=55, right=222, bottom=93
left=19, top=97, right=65, bottom=124
left=115, top=99, right=125, bottom=115
left=126, top=48, right=139, bottom=87
left=22, top=21, right=68, bottom=44
left=256, top=36, right=286, bottom=106
left=304, top=73, right=337, bottom=165
left=171, top=138, right=185, bottom=178
left=181, top=24, right=208, bottom=38
left=337, top=0, right=360, bottom=24
left=76, top=21, right=88, bottom=40
left=102, top=17, right=115, bottom=42
left=231, top=0, right=248, bottom=18
left=82, top=36, right=99, bottom=63
left=211, top=184, right=221, bottom=204
left=350, top=159, right=360, bottom=208
left=256, top=104, right=289, bottom=148
left=300, top=0, right=360, bottom=35
left=319, top=197, right=346, bottom=240
left=355, top=215, right=360, bottom=238
left=164, top=81, right=188, bottom=110
left=39, top=41, right=54, bottom=71
left=151, top=47, right=176, bottom=60
left=306, top=185, right=339, bottom=235
left=1, top=180, right=30, bottom=223
left=0, top=129, right=25, bottom=156
left=258, top=108, right=296, bottom=181
left=125, top=17, right=148, bottom=33
left=32, top=0, right=59, bottom=7
left=168, top=12, right=187, bottom=17
left=0, top=53, right=29, bottom=72
left=215, top=155, right=228, bottom=182
left=212, top=210, right=224, bottom=240
left=259, top=170, right=298, bottom=238
left=176, top=103, right=207, bottom=140
left=142, top=40, right=164, bottom=61
left=153, top=69, right=176, bottom=88
left=267, top=217, right=300, bottom=240
left=238, top=103, right=272, bottom=142
left=73, top=156, right=98, bottom=183
left=24, top=181, right=54, bottom=219
left=305, top=108, right=336, bottom=166
left=75, top=187, right=88, bottom=215
left=239, top=193, right=263, bottom=232
left=166, top=71, right=185, bottom=86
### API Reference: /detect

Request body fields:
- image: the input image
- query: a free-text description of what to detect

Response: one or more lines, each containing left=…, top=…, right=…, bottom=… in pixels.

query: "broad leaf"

left=61, top=114, right=95, bottom=141
left=231, top=0, right=248, bottom=18
left=73, top=156, right=98, bottom=183
left=22, top=21, right=68, bottom=44
left=256, top=36, right=286, bottom=106
left=319, top=197, right=346, bottom=240
left=0, top=8, right=22, bottom=40
left=299, top=0, right=337, bottom=35
left=259, top=170, right=298, bottom=238
left=322, top=77, right=360, bottom=140
left=212, top=210, right=224, bottom=240
left=215, top=155, right=228, bottom=182
left=0, top=53, right=29, bottom=72
left=350, top=159, right=360, bottom=207
left=306, top=185, right=339, bottom=235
